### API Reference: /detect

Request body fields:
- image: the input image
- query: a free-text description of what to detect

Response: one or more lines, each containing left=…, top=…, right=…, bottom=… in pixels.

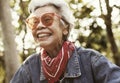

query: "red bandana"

left=41, top=41, right=75, bottom=83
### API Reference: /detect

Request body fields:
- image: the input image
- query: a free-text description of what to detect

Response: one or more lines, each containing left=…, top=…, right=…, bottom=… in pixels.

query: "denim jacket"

left=10, top=47, right=120, bottom=83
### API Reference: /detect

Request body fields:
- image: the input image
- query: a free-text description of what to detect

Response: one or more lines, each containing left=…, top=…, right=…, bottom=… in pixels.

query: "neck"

left=44, top=41, right=64, bottom=58
left=47, top=45, right=62, bottom=58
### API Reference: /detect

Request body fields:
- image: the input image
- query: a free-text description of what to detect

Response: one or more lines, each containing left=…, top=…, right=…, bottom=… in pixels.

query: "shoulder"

left=10, top=53, right=40, bottom=83
left=22, top=53, right=40, bottom=66
left=20, top=53, right=40, bottom=73
left=75, top=47, right=103, bottom=64
left=76, top=47, right=102, bottom=57
left=22, top=53, right=41, bottom=78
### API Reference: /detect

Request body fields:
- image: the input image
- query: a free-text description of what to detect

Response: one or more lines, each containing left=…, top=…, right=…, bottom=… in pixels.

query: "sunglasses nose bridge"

left=36, top=20, right=46, bottom=29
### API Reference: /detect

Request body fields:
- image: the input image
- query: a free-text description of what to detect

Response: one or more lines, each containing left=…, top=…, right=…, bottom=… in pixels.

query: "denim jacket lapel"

left=64, top=48, right=81, bottom=78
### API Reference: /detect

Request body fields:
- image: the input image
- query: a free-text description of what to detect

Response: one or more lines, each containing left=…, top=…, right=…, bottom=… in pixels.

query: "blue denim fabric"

left=10, top=47, right=120, bottom=83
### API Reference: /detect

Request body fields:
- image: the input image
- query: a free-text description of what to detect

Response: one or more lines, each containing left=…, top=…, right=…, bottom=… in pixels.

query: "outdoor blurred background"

left=0, top=0, right=120, bottom=83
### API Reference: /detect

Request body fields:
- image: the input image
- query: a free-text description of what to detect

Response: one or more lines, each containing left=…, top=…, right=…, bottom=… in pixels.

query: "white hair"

left=28, top=0, right=75, bottom=29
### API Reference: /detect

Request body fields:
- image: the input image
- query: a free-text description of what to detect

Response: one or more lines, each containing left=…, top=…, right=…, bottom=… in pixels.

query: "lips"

left=37, top=33, right=51, bottom=38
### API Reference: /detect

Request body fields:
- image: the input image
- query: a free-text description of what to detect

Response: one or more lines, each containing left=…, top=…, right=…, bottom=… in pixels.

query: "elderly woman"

left=10, top=0, right=120, bottom=83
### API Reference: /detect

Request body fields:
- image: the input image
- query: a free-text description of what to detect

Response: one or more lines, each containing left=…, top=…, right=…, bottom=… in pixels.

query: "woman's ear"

left=63, top=29, right=68, bottom=35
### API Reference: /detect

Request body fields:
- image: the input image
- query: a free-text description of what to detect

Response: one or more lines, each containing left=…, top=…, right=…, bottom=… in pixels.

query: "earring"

left=63, top=30, right=68, bottom=35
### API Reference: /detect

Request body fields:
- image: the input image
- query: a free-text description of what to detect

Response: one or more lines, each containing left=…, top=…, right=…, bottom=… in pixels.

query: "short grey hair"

left=28, top=0, right=75, bottom=29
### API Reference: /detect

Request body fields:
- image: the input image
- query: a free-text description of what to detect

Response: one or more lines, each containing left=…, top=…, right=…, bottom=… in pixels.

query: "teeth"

left=37, top=34, right=50, bottom=38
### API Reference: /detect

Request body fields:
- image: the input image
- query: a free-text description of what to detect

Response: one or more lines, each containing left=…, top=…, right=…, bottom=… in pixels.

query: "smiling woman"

left=10, top=0, right=120, bottom=83
left=28, top=5, right=70, bottom=54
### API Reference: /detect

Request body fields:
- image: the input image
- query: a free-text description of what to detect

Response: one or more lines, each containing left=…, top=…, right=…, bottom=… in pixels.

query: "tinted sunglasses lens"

left=26, top=17, right=39, bottom=30
left=26, top=13, right=54, bottom=29
left=41, top=14, right=54, bottom=26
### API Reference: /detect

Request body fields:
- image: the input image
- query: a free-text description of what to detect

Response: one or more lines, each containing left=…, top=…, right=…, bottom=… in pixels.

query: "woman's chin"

left=37, top=40, right=52, bottom=48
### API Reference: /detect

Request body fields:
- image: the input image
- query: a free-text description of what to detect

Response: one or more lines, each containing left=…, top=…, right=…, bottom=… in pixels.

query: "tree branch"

left=113, top=5, right=120, bottom=9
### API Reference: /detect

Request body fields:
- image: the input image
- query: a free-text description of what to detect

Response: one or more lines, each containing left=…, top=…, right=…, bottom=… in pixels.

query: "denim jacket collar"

left=64, top=48, right=81, bottom=78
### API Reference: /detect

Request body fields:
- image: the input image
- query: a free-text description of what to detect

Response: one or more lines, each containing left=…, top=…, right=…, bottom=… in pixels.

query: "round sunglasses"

left=26, top=13, right=61, bottom=30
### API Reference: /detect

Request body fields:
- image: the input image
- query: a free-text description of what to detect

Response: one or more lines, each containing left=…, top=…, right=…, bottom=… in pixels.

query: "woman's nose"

left=36, top=22, right=46, bottom=30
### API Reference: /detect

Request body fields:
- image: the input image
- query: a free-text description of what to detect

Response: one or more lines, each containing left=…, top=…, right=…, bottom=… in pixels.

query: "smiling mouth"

left=37, top=33, right=51, bottom=38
